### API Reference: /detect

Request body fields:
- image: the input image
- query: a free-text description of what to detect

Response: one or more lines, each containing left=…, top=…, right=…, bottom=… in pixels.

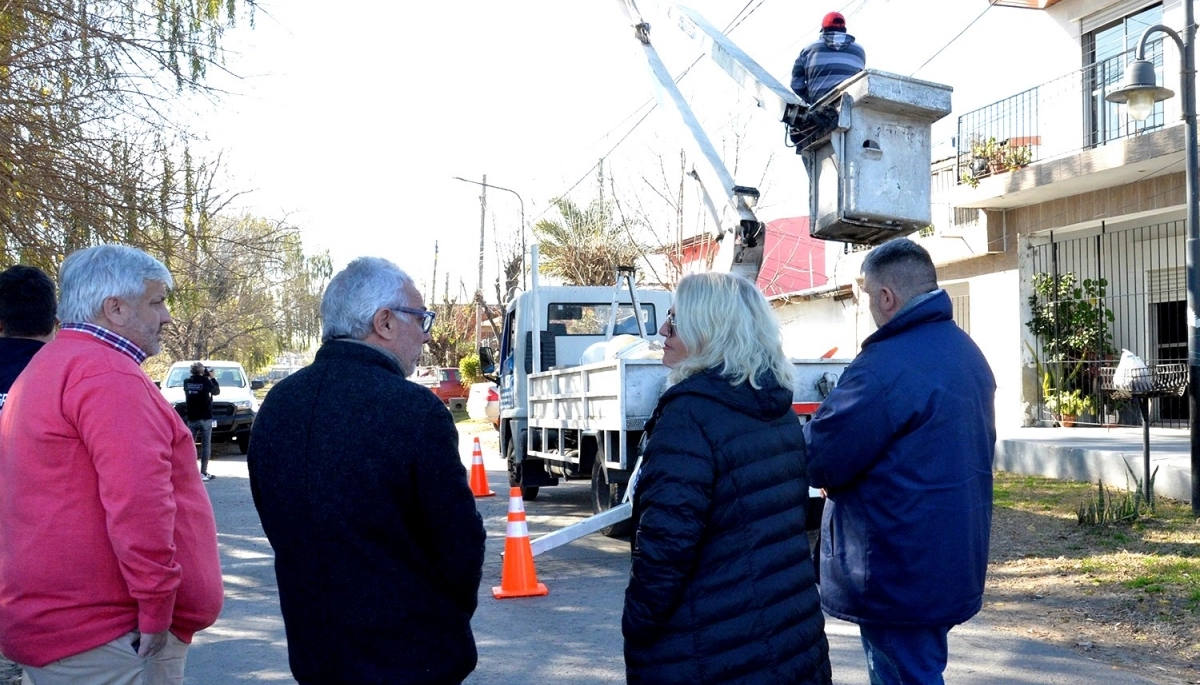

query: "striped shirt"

left=790, top=32, right=866, bottom=105
left=58, top=322, right=148, bottom=365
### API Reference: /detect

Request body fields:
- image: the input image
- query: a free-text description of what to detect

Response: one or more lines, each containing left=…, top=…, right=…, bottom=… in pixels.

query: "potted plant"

left=1044, top=389, right=1095, bottom=427
left=962, top=136, right=1034, bottom=188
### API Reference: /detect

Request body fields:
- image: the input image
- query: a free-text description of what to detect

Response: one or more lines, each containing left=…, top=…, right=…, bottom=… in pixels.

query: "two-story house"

left=776, top=0, right=1191, bottom=431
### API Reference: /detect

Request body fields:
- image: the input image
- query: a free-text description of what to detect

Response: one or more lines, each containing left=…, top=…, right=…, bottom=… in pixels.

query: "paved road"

left=183, top=427, right=1159, bottom=684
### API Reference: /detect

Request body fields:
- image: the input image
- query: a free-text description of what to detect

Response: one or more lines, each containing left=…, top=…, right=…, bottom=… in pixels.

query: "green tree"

left=533, top=194, right=644, bottom=286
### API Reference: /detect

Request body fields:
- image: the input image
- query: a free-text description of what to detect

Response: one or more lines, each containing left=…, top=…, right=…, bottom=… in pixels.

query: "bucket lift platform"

left=806, top=69, right=954, bottom=245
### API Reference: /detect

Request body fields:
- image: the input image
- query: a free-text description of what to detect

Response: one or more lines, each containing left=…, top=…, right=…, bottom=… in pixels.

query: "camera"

left=204, top=367, right=213, bottom=375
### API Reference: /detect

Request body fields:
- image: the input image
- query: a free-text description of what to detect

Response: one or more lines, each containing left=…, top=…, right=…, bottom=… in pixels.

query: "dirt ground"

left=983, top=505, right=1200, bottom=684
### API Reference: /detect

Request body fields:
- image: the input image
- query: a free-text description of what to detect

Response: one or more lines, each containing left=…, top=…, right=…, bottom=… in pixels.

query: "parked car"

left=414, top=366, right=468, bottom=409
left=161, top=360, right=257, bottom=454
left=466, top=381, right=499, bottom=428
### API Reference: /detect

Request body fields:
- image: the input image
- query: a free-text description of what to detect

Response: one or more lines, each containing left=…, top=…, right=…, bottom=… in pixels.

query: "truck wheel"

left=506, top=438, right=538, bottom=501
left=237, top=433, right=250, bottom=454
left=591, top=459, right=632, bottom=538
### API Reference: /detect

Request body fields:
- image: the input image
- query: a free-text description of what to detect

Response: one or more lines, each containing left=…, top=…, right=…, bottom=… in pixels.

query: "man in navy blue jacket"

left=0, top=265, right=56, bottom=414
left=804, top=239, right=996, bottom=685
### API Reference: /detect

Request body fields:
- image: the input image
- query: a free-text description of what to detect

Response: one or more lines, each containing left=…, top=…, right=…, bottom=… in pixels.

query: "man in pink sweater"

left=0, top=244, right=223, bottom=684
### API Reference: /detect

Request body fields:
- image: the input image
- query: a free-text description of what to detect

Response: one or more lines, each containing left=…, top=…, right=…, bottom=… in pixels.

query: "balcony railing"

left=955, top=41, right=1166, bottom=186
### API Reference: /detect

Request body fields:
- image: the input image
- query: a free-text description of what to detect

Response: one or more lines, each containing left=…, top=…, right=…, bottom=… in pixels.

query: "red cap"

left=822, top=11, right=846, bottom=31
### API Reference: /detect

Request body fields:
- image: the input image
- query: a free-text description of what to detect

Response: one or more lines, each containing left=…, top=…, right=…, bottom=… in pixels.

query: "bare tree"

left=0, top=0, right=254, bottom=269
left=159, top=213, right=331, bottom=374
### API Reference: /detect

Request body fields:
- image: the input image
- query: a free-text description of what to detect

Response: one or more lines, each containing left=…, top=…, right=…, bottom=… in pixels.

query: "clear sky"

left=190, top=0, right=1054, bottom=302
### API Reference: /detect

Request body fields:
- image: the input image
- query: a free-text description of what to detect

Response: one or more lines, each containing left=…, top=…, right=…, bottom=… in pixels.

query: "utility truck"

left=482, top=259, right=850, bottom=539
left=478, top=0, right=952, bottom=546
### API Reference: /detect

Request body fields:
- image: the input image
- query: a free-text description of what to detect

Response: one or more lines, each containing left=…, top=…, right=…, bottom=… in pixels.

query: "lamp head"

left=732, top=185, right=760, bottom=209
left=1105, top=58, right=1174, bottom=121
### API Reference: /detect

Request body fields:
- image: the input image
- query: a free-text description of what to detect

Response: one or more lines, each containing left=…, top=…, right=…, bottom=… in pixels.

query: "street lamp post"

left=452, top=176, right=528, bottom=291
left=1106, top=0, right=1200, bottom=515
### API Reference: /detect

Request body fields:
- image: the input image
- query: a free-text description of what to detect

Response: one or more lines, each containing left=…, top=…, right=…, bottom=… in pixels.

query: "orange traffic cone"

left=468, top=437, right=495, bottom=498
left=493, top=487, right=549, bottom=599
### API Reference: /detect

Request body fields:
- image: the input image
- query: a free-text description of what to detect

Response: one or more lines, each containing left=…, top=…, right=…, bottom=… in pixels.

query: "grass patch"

left=991, top=470, right=1200, bottom=659
left=989, top=471, right=1200, bottom=677
left=992, top=472, right=1095, bottom=514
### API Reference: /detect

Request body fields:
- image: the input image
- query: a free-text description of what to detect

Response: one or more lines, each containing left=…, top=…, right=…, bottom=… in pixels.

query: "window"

left=943, top=281, right=971, bottom=335
left=546, top=303, right=658, bottom=336
left=1084, top=3, right=1164, bottom=147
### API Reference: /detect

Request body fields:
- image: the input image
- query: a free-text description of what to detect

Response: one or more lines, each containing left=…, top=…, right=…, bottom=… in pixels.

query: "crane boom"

left=616, top=0, right=765, bottom=280
left=660, top=3, right=803, bottom=126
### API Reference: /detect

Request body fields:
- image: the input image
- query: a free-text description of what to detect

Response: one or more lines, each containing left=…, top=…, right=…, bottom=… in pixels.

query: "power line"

left=910, top=2, right=993, bottom=77
left=536, top=1, right=776, bottom=222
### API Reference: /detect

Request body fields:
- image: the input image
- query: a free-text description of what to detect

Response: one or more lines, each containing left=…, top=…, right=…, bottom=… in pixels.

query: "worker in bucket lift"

left=623, top=272, right=831, bottom=684
left=789, top=11, right=866, bottom=153
left=790, top=12, right=866, bottom=105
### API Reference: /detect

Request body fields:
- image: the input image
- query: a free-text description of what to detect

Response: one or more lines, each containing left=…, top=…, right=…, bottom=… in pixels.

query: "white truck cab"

left=487, top=282, right=673, bottom=508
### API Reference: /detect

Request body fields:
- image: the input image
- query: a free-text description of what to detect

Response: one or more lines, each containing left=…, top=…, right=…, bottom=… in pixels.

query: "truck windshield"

left=546, top=303, right=657, bottom=336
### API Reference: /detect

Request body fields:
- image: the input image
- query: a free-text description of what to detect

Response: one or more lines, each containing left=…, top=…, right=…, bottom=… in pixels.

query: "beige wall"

left=1003, top=172, right=1185, bottom=236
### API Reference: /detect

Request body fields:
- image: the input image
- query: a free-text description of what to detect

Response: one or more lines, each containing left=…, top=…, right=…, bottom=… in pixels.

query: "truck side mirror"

left=251, top=379, right=266, bottom=390
left=479, top=346, right=495, bottom=374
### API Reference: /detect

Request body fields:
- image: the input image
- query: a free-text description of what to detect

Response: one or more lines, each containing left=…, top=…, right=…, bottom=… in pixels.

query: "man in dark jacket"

left=247, top=256, right=485, bottom=685
left=803, top=239, right=996, bottom=685
left=0, top=265, right=57, bottom=414
left=184, top=361, right=220, bottom=481
left=790, top=11, right=866, bottom=105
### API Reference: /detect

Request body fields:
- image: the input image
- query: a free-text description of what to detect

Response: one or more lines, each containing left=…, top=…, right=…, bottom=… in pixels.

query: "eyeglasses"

left=391, top=306, right=436, bottom=333
left=665, top=312, right=677, bottom=337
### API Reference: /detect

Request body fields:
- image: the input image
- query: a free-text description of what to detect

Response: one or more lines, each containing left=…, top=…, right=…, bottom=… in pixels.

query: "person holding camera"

left=184, top=361, right=220, bottom=481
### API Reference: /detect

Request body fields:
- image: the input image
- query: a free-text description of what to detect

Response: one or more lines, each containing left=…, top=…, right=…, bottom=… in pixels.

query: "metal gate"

left=1027, top=219, right=1188, bottom=428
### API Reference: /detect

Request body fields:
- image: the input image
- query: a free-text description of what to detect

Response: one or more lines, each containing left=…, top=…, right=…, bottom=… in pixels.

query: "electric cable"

left=910, top=2, right=993, bottom=77
left=535, top=1, right=778, bottom=223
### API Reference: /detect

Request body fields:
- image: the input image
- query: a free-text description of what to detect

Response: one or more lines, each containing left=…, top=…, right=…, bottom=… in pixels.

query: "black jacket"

left=183, top=373, right=219, bottom=421
left=0, top=338, right=44, bottom=413
left=248, top=340, right=486, bottom=685
left=623, top=368, right=831, bottom=685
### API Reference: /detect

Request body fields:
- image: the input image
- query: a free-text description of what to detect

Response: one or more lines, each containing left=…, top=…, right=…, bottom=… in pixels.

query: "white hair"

left=668, top=272, right=794, bottom=391
left=320, top=257, right=415, bottom=342
left=57, top=244, right=173, bottom=324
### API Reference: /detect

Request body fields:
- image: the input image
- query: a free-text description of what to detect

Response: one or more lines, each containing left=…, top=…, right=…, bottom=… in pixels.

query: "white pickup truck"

left=160, top=359, right=259, bottom=454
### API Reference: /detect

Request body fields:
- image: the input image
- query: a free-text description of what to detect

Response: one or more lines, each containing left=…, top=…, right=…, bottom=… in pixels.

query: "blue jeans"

left=188, top=419, right=212, bottom=475
left=859, top=623, right=951, bottom=685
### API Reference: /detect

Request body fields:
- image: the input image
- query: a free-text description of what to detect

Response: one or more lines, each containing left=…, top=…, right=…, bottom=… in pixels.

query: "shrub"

left=459, top=353, right=482, bottom=384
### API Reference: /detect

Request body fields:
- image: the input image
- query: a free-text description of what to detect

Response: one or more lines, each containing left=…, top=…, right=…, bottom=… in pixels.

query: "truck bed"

left=528, top=356, right=851, bottom=429
left=527, top=358, right=670, bottom=433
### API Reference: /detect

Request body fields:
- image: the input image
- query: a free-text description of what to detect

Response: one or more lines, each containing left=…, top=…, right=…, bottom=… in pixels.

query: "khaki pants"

left=21, top=631, right=188, bottom=685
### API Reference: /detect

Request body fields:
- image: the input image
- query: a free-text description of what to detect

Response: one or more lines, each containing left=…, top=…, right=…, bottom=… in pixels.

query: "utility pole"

left=430, top=240, right=439, bottom=305
left=476, top=174, right=487, bottom=353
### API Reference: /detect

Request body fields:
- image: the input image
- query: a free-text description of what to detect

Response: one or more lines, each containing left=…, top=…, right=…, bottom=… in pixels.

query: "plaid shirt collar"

left=59, top=322, right=148, bottom=365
